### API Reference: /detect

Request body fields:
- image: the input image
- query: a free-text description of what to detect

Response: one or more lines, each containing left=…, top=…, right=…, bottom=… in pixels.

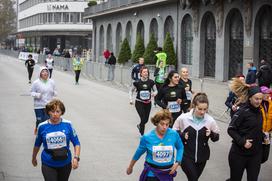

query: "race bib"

left=186, top=91, right=192, bottom=100
left=140, top=90, right=150, bottom=100
left=152, top=145, right=173, bottom=163
left=46, top=131, right=67, bottom=149
left=168, top=101, right=181, bottom=113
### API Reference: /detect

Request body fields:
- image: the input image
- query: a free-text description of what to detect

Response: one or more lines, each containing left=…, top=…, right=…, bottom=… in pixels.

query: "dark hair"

left=139, top=66, right=149, bottom=77
left=191, top=92, right=209, bottom=108
left=163, top=70, right=179, bottom=87
left=28, top=54, right=32, bottom=58
left=151, top=109, right=173, bottom=126
left=248, top=62, right=254, bottom=67
left=45, top=99, right=65, bottom=115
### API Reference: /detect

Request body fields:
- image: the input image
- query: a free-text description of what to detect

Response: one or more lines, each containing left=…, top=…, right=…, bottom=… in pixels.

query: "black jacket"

left=107, top=55, right=116, bottom=65
left=228, top=102, right=263, bottom=155
left=256, top=64, right=272, bottom=87
left=25, top=59, right=35, bottom=69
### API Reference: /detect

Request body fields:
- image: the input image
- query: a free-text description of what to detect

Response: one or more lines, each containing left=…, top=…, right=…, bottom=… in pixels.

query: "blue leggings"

left=34, top=108, right=49, bottom=127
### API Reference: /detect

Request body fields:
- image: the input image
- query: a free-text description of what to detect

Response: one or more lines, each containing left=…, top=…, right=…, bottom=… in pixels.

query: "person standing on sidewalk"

left=107, top=52, right=116, bottom=81
left=32, top=99, right=81, bottom=181
left=25, top=54, right=35, bottom=84
left=129, top=66, right=157, bottom=135
left=156, top=70, right=187, bottom=126
left=72, top=54, right=84, bottom=85
left=173, top=93, right=220, bottom=181
left=227, top=85, right=264, bottom=181
left=45, top=54, right=54, bottom=78
left=126, top=109, right=183, bottom=181
left=103, top=49, right=110, bottom=64
left=31, top=66, right=57, bottom=134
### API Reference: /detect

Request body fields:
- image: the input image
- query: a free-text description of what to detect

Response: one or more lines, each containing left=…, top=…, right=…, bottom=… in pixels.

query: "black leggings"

left=181, top=156, right=206, bottom=181
left=42, top=163, right=72, bottom=181
left=48, top=69, right=53, bottom=78
left=228, top=150, right=262, bottom=181
left=135, top=101, right=151, bottom=135
left=27, top=67, right=34, bottom=81
left=75, top=70, right=81, bottom=83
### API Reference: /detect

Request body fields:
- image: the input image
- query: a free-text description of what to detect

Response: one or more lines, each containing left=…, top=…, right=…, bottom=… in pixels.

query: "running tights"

left=75, top=70, right=81, bottom=83
left=181, top=156, right=206, bottom=181
left=42, top=163, right=71, bottom=181
left=27, top=67, right=34, bottom=81
left=135, top=101, right=151, bottom=135
left=228, top=150, right=261, bottom=181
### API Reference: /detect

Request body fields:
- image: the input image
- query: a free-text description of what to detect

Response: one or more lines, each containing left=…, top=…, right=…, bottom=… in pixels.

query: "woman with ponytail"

left=173, top=93, right=220, bottom=181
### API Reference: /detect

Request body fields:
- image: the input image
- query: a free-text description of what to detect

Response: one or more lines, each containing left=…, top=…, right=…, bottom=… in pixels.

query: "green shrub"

left=88, top=1, right=97, bottom=7
left=132, top=33, right=145, bottom=63
left=163, top=32, right=177, bottom=66
left=118, top=38, right=131, bottom=64
left=143, top=33, right=158, bottom=64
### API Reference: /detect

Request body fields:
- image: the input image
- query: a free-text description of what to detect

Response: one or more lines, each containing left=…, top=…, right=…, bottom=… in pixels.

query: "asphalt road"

left=0, top=54, right=271, bottom=181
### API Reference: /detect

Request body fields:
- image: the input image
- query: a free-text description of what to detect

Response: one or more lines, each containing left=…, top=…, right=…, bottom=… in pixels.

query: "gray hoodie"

left=30, top=66, right=57, bottom=109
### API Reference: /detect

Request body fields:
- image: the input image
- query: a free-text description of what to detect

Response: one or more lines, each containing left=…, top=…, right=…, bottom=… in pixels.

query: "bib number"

left=140, top=90, right=150, bottom=100
left=152, top=146, right=173, bottom=163
left=168, top=101, right=181, bottom=113
left=186, top=91, right=192, bottom=100
left=46, top=131, right=67, bottom=149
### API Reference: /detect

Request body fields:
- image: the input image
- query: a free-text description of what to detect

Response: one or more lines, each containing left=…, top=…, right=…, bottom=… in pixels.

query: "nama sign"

left=47, top=4, right=69, bottom=11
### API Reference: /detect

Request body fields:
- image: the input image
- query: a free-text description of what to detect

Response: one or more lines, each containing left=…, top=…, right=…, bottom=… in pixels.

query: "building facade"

left=85, top=0, right=272, bottom=81
left=17, top=0, right=92, bottom=53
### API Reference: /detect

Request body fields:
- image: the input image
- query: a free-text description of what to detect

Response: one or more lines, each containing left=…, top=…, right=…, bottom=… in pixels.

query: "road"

left=0, top=54, right=271, bottom=181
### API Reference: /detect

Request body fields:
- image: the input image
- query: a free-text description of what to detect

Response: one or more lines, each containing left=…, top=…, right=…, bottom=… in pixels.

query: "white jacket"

left=30, top=67, right=57, bottom=109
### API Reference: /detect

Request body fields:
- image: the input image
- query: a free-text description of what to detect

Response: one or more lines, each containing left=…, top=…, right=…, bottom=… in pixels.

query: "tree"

left=143, top=33, right=158, bottom=64
left=0, top=0, right=16, bottom=41
left=132, top=33, right=145, bottom=63
left=118, top=38, right=131, bottom=64
left=88, top=0, right=97, bottom=7
left=163, top=32, right=177, bottom=66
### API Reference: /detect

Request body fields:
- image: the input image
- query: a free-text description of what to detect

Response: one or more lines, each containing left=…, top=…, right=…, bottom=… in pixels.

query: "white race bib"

left=152, top=145, right=173, bottom=163
left=186, top=91, right=192, bottom=100
left=140, top=90, right=150, bottom=100
left=46, top=131, right=67, bottom=149
left=168, top=101, right=181, bottom=113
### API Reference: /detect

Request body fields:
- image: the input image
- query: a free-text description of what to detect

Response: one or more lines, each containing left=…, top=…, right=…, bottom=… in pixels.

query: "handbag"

left=261, top=144, right=270, bottom=163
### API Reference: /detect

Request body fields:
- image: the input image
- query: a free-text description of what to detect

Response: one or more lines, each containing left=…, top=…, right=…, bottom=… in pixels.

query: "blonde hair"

left=229, top=78, right=250, bottom=104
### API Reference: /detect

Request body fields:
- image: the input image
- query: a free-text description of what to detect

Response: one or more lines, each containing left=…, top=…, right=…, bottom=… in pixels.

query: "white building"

left=17, top=0, right=92, bottom=53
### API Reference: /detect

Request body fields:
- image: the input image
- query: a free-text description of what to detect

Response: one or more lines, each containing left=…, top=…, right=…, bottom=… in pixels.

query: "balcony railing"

left=84, top=0, right=147, bottom=17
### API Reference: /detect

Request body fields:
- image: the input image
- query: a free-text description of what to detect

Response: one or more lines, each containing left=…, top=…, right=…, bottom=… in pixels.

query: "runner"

left=227, top=85, right=263, bottom=181
left=72, top=54, right=84, bottom=85
left=179, top=67, right=194, bottom=113
left=25, top=54, right=35, bottom=84
left=31, top=66, right=57, bottom=134
left=156, top=70, right=187, bottom=126
left=259, top=86, right=272, bottom=164
left=126, top=109, right=184, bottom=181
left=131, top=57, right=145, bottom=82
left=129, top=66, right=157, bottom=135
left=45, top=54, right=54, bottom=78
left=173, top=92, right=219, bottom=181
left=32, top=99, right=81, bottom=181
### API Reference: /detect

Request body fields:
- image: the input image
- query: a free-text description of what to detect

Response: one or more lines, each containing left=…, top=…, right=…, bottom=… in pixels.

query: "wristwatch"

left=74, top=155, right=80, bottom=162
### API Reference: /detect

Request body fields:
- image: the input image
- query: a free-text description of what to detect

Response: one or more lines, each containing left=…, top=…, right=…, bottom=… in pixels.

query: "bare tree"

left=0, top=0, right=16, bottom=41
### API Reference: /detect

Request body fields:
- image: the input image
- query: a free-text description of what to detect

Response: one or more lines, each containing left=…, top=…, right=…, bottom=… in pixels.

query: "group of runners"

left=24, top=53, right=272, bottom=181
left=127, top=57, right=272, bottom=181
left=25, top=54, right=82, bottom=181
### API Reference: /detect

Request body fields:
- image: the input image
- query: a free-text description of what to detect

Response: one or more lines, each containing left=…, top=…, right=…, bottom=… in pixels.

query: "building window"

left=181, top=15, right=193, bottom=65
left=55, top=13, right=61, bottom=24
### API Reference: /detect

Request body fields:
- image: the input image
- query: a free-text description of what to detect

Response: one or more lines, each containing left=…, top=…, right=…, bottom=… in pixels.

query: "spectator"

left=103, top=49, right=111, bottom=64
left=245, top=62, right=257, bottom=85
left=256, top=59, right=272, bottom=87
left=107, top=52, right=116, bottom=81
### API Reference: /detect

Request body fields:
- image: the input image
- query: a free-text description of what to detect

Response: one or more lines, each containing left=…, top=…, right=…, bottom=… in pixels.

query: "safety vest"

left=260, top=99, right=272, bottom=132
left=155, top=52, right=167, bottom=68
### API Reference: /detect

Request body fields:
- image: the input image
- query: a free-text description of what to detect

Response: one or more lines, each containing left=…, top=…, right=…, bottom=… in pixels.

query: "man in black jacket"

left=107, top=52, right=116, bottom=81
left=257, top=59, right=272, bottom=87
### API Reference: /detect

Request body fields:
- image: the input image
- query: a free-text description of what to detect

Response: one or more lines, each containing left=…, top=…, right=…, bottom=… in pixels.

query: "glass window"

left=55, top=13, right=61, bottom=24
left=63, top=13, right=69, bottom=23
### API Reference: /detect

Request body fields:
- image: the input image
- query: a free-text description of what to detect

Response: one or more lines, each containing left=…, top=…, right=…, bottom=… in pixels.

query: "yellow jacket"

left=260, top=99, right=272, bottom=132
left=72, top=57, right=84, bottom=71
